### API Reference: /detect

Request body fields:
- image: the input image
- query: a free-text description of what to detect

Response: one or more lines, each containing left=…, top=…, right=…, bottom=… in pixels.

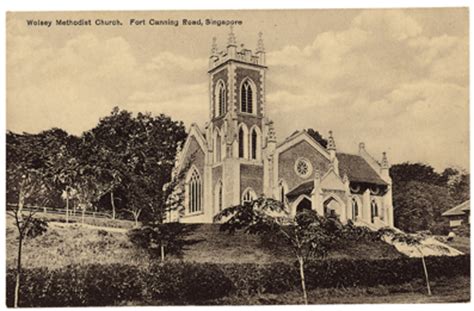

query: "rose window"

left=295, top=158, right=312, bottom=178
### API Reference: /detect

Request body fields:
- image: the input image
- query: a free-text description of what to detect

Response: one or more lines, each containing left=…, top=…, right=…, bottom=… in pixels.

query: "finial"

left=381, top=152, right=389, bottom=169
left=211, top=37, right=218, bottom=56
left=342, top=173, right=349, bottom=184
left=327, top=130, right=336, bottom=150
left=268, top=120, right=277, bottom=142
left=359, top=142, right=365, bottom=150
left=257, top=32, right=265, bottom=53
left=227, top=25, right=237, bottom=46
left=314, top=169, right=321, bottom=180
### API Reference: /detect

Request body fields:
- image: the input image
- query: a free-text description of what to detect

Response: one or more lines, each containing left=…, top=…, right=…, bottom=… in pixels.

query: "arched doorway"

left=323, top=197, right=342, bottom=218
left=296, top=197, right=312, bottom=214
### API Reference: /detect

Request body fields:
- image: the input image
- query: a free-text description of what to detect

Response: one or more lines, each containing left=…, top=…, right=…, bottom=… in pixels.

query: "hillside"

left=6, top=218, right=402, bottom=269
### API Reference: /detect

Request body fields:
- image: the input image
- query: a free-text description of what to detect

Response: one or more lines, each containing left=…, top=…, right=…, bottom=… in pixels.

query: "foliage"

left=128, top=223, right=195, bottom=259
left=390, top=162, right=469, bottom=233
left=6, top=255, right=470, bottom=307
left=392, top=180, right=455, bottom=233
left=305, top=129, right=328, bottom=148
left=145, top=262, right=234, bottom=303
left=214, top=197, right=382, bottom=304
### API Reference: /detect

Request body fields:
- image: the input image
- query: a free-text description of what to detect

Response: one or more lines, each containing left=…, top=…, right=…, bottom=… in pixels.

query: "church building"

left=175, top=30, right=394, bottom=229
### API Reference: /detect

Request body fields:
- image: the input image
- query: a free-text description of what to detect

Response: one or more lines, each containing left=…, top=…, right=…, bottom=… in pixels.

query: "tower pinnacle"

left=381, top=152, right=389, bottom=169
left=327, top=130, right=336, bottom=150
left=211, top=36, right=218, bottom=56
left=227, top=25, right=237, bottom=46
left=257, top=32, right=265, bottom=53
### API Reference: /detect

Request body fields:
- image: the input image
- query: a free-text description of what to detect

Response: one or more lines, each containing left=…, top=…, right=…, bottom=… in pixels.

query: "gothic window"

left=240, top=79, right=254, bottom=114
left=242, top=188, right=256, bottom=204
left=251, top=129, right=257, bottom=160
left=371, top=199, right=378, bottom=223
left=215, top=181, right=223, bottom=212
left=238, top=127, right=244, bottom=158
left=215, top=131, right=221, bottom=162
left=278, top=180, right=288, bottom=205
left=294, top=158, right=312, bottom=178
left=351, top=197, right=359, bottom=221
left=238, top=124, right=249, bottom=159
left=187, top=168, right=202, bottom=214
left=215, top=80, right=226, bottom=117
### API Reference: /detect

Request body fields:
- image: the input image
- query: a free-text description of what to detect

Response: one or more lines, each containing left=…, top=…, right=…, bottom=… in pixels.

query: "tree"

left=390, top=162, right=443, bottom=186
left=378, top=228, right=449, bottom=296
left=392, top=180, right=455, bottom=232
left=305, top=129, right=328, bottom=148
left=6, top=131, right=53, bottom=308
left=83, top=108, right=187, bottom=224
left=7, top=207, right=48, bottom=308
left=214, top=197, right=374, bottom=304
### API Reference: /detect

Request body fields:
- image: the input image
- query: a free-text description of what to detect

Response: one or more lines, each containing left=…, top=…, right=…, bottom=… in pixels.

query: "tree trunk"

left=65, top=194, right=69, bottom=224
left=297, top=256, right=308, bottom=305
left=14, top=234, right=23, bottom=308
left=110, top=191, right=116, bottom=220
left=133, top=212, right=139, bottom=228
left=160, top=242, right=165, bottom=262
left=420, top=253, right=432, bottom=296
left=18, top=193, right=24, bottom=214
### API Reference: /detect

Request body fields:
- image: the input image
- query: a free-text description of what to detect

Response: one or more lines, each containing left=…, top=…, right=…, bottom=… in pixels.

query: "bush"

left=6, top=255, right=470, bottom=306
left=145, top=262, right=234, bottom=303
left=6, top=264, right=143, bottom=307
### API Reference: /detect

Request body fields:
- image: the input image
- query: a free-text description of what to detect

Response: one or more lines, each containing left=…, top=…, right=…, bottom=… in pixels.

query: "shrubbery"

left=6, top=255, right=470, bottom=307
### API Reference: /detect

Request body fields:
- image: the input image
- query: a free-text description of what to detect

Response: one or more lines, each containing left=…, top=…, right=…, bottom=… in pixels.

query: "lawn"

left=6, top=218, right=402, bottom=269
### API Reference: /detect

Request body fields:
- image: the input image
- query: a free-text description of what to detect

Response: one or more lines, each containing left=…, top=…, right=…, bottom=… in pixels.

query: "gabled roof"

left=442, top=200, right=470, bottom=217
left=337, top=153, right=387, bottom=186
left=286, top=181, right=313, bottom=200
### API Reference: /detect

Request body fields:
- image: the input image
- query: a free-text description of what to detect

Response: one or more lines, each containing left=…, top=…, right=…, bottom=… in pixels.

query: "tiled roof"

left=286, top=181, right=314, bottom=199
left=286, top=153, right=387, bottom=200
left=442, top=200, right=470, bottom=217
left=337, top=153, right=387, bottom=186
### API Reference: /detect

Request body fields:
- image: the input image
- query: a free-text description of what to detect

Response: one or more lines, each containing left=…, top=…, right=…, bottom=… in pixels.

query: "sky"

left=6, top=8, right=469, bottom=171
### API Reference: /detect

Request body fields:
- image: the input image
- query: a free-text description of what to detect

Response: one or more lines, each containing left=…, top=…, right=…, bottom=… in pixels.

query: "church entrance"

left=296, top=197, right=312, bottom=214
left=323, top=197, right=341, bottom=219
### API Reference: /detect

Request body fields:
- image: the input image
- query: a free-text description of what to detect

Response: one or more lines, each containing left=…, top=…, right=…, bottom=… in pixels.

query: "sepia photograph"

left=4, top=7, right=470, bottom=307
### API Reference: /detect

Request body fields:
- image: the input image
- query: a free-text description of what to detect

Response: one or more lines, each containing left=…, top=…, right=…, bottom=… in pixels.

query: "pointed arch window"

left=215, top=131, right=222, bottom=162
left=371, top=199, right=378, bottom=223
left=238, top=127, right=245, bottom=158
left=251, top=129, right=258, bottom=160
left=187, top=168, right=202, bottom=214
left=351, top=197, right=359, bottom=221
left=278, top=180, right=288, bottom=205
left=215, top=81, right=227, bottom=117
left=215, top=180, right=223, bottom=212
left=241, top=79, right=254, bottom=114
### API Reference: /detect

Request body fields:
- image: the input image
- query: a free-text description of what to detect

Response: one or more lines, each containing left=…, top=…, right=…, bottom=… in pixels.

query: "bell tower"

left=207, top=27, right=267, bottom=161
left=205, top=27, right=271, bottom=208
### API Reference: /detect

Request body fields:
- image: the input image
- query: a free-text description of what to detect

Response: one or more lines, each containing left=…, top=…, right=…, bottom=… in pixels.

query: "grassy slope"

left=7, top=217, right=402, bottom=269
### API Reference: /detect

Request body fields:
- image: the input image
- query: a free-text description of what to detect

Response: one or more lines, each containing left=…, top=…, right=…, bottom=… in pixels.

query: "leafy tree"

left=440, top=167, right=469, bottom=204
left=392, top=180, right=455, bottom=232
left=305, top=128, right=328, bottom=148
left=83, top=108, right=187, bottom=225
left=128, top=222, right=195, bottom=261
left=214, top=197, right=377, bottom=304
left=390, top=162, right=443, bottom=186
left=7, top=207, right=48, bottom=308
left=378, top=228, right=449, bottom=296
left=81, top=107, right=134, bottom=219
left=6, top=131, right=55, bottom=308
